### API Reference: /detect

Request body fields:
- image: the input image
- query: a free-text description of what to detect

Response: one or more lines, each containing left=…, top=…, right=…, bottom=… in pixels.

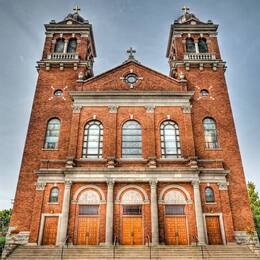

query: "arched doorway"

left=76, top=188, right=102, bottom=245
left=118, top=187, right=147, bottom=245
left=161, top=187, right=190, bottom=245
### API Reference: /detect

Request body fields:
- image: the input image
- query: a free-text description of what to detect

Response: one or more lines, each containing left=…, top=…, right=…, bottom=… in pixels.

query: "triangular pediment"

left=81, top=61, right=187, bottom=92
left=57, top=18, right=83, bottom=25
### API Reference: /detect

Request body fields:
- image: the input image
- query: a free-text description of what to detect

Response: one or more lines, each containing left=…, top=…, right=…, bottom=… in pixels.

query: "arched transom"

left=121, top=190, right=143, bottom=204
left=164, top=189, right=187, bottom=204
left=78, top=189, right=100, bottom=204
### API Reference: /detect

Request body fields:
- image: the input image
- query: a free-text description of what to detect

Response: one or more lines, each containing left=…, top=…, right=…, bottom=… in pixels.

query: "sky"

left=0, top=0, right=260, bottom=210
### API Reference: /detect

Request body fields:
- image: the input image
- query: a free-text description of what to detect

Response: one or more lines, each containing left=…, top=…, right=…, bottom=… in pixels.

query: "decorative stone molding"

left=106, top=178, right=115, bottom=187
left=65, top=157, right=75, bottom=168
left=106, top=157, right=117, bottom=168
left=218, top=182, right=228, bottom=190
left=149, top=179, right=158, bottom=188
left=35, top=182, right=46, bottom=191
left=147, top=157, right=157, bottom=168
left=108, top=105, right=118, bottom=113
left=72, top=104, right=82, bottom=113
left=191, top=180, right=200, bottom=188
left=145, top=105, right=155, bottom=113
left=182, top=105, right=191, bottom=113
left=188, top=157, right=198, bottom=169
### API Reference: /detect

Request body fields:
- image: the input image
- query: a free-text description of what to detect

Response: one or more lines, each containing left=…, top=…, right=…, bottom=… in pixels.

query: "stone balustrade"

left=184, top=53, right=216, bottom=61
left=47, top=52, right=79, bottom=60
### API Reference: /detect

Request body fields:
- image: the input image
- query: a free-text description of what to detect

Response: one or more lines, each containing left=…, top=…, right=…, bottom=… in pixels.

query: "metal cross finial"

left=73, top=5, right=81, bottom=14
left=127, top=47, right=136, bottom=59
left=182, top=5, right=190, bottom=14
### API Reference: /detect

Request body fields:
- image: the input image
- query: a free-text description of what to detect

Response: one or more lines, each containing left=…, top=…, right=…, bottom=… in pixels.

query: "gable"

left=81, top=61, right=187, bottom=92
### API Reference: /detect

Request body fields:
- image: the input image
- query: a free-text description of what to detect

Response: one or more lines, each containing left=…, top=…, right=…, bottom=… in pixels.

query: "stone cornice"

left=70, top=90, right=194, bottom=107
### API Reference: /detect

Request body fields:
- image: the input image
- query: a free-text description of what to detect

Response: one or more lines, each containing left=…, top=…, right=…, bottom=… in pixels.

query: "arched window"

left=203, top=118, right=219, bottom=149
left=160, top=120, right=181, bottom=158
left=186, top=38, right=195, bottom=53
left=67, top=38, right=77, bottom=53
left=198, top=38, right=208, bottom=53
left=44, top=118, right=60, bottom=149
left=82, top=121, right=103, bottom=158
left=54, top=38, right=65, bottom=53
left=122, top=120, right=142, bottom=158
left=205, top=187, right=215, bottom=203
left=49, top=187, right=59, bottom=203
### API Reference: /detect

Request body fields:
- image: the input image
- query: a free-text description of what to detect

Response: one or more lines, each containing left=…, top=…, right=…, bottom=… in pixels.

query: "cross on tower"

left=182, top=5, right=190, bottom=14
left=127, top=47, right=136, bottom=59
left=73, top=5, right=81, bottom=14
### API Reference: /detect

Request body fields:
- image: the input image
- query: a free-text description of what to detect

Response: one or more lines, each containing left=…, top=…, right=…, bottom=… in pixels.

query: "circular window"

left=125, top=73, right=138, bottom=85
left=200, top=89, right=209, bottom=96
left=54, top=89, right=63, bottom=96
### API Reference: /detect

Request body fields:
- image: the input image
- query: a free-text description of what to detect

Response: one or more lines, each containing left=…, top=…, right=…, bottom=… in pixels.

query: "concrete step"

left=7, top=245, right=260, bottom=260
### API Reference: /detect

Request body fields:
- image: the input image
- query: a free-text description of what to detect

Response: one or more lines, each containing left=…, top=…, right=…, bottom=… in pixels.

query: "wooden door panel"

left=122, top=217, right=132, bottom=245
left=132, top=217, right=142, bottom=245
left=122, top=217, right=142, bottom=245
left=206, top=216, right=223, bottom=245
left=165, top=217, right=188, bottom=245
left=42, top=217, right=58, bottom=245
left=77, top=217, right=99, bottom=245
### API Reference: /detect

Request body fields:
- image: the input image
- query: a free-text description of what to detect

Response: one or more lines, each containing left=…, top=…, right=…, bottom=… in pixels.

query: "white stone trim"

left=115, top=184, right=149, bottom=204
left=73, top=184, right=106, bottom=202
left=70, top=91, right=194, bottom=108
left=38, top=213, right=61, bottom=246
left=203, top=213, right=226, bottom=245
left=159, top=184, right=192, bottom=203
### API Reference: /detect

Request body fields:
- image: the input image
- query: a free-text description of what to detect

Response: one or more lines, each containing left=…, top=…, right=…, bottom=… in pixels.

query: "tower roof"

left=175, top=6, right=205, bottom=25
left=63, top=5, right=87, bottom=24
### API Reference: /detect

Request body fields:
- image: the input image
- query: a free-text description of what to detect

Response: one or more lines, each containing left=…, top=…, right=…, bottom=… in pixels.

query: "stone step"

left=7, top=245, right=259, bottom=260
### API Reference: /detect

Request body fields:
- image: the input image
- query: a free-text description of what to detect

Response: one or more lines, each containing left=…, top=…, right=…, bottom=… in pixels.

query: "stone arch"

left=116, top=185, right=149, bottom=204
left=159, top=185, right=192, bottom=204
left=73, top=185, right=106, bottom=203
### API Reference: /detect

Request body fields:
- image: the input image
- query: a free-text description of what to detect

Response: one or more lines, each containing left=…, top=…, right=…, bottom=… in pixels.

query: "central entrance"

left=77, top=205, right=99, bottom=245
left=160, top=187, right=190, bottom=245
left=75, top=188, right=103, bottom=245
left=119, top=188, right=145, bottom=245
left=122, top=205, right=143, bottom=245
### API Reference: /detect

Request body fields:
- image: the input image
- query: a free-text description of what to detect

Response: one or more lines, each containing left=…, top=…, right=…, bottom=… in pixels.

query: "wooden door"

left=77, top=217, right=99, bottom=245
left=206, top=216, right=223, bottom=245
left=122, top=217, right=143, bottom=245
left=42, top=217, right=58, bottom=245
left=165, top=216, right=188, bottom=245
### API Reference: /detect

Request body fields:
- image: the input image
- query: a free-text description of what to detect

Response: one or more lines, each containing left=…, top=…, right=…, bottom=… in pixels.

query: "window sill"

left=158, top=158, right=187, bottom=162
left=205, top=202, right=217, bottom=205
left=118, top=158, right=146, bottom=163
left=42, top=148, right=59, bottom=151
left=48, top=202, right=59, bottom=205
left=78, top=158, right=106, bottom=162
left=205, top=148, right=222, bottom=151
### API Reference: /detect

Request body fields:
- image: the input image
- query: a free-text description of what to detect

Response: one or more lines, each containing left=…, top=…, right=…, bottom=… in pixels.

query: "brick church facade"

left=7, top=6, right=257, bottom=248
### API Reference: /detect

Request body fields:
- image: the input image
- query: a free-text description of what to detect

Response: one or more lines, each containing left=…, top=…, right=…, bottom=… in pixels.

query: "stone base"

left=1, top=230, right=30, bottom=259
left=234, top=231, right=259, bottom=245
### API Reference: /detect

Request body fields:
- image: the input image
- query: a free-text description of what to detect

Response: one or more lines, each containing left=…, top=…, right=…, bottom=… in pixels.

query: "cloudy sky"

left=0, top=0, right=259, bottom=210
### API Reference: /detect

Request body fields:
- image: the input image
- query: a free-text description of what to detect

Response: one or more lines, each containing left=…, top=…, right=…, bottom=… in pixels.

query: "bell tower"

left=166, top=6, right=225, bottom=78
left=38, top=5, right=96, bottom=79
left=166, top=7, right=255, bottom=240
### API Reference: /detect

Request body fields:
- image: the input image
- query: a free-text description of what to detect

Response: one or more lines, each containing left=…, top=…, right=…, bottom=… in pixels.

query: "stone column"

left=192, top=180, right=206, bottom=245
left=63, top=40, right=69, bottom=53
left=105, top=180, right=114, bottom=245
left=195, top=40, right=199, bottom=53
left=58, top=180, right=72, bottom=245
left=150, top=180, right=159, bottom=245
